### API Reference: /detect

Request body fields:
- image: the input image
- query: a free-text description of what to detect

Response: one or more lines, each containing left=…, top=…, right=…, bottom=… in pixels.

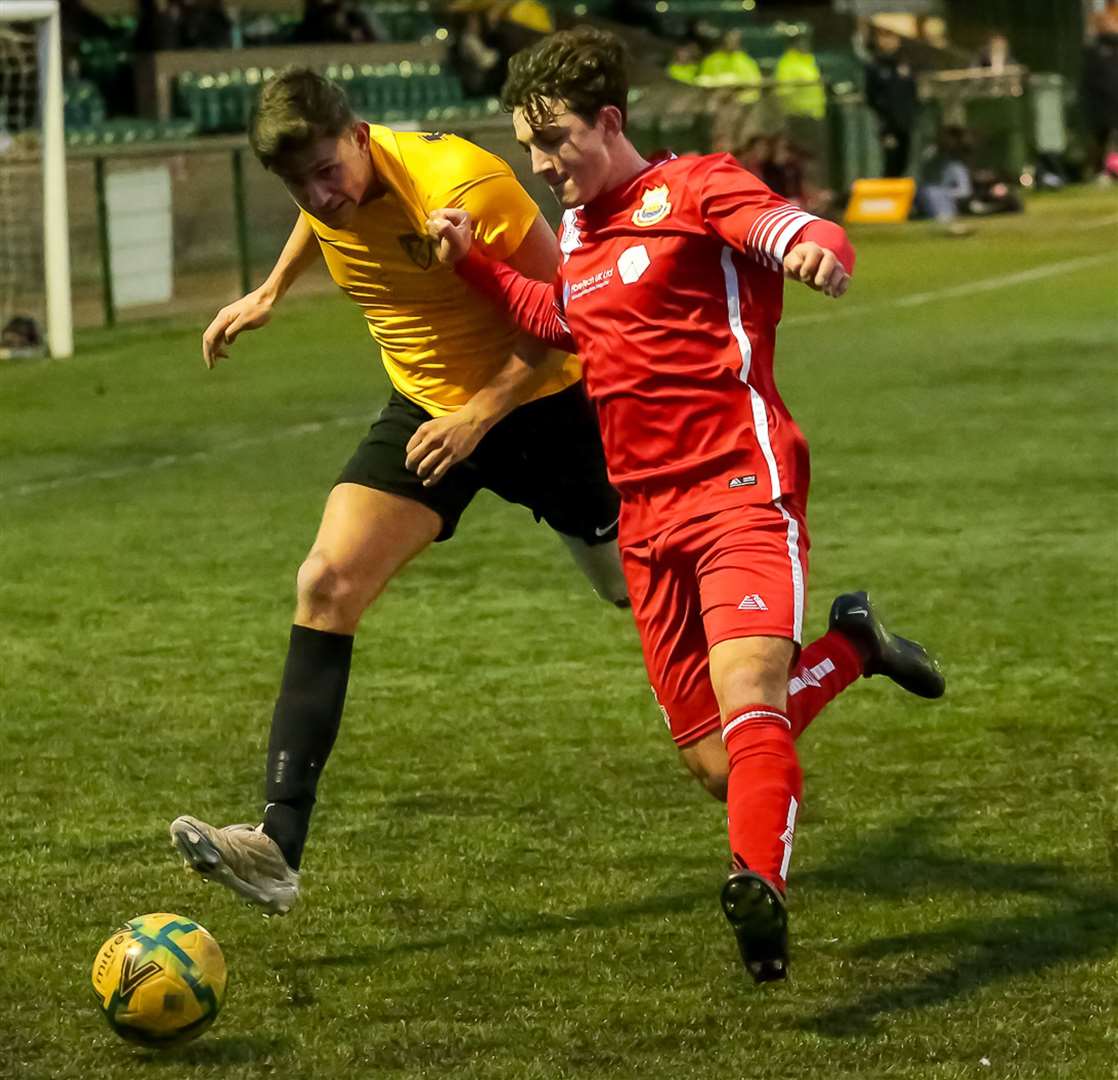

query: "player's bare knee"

left=710, top=637, right=795, bottom=716
left=721, top=670, right=788, bottom=713
left=295, top=551, right=363, bottom=627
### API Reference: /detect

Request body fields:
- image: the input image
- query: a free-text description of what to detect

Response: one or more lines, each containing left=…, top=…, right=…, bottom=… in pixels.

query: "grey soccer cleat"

left=169, top=815, right=300, bottom=916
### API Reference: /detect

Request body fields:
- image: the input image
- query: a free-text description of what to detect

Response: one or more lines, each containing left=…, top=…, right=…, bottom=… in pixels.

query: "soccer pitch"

left=1, top=187, right=1116, bottom=1079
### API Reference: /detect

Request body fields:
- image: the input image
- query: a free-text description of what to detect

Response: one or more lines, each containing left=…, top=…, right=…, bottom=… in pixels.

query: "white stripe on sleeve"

left=751, top=207, right=802, bottom=253
left=771, top=212, right=819, bottom=261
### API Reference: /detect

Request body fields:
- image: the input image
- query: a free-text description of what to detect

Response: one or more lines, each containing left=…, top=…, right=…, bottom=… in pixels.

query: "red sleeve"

left=454, top=247, right=577, bottom=352
left=697, top=153, right=854, bottom=273
left=798, top=218, right=855, bottom=274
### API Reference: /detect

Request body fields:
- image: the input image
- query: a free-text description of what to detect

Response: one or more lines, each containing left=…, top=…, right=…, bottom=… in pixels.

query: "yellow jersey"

left=302, top=125, right=580, bottom=416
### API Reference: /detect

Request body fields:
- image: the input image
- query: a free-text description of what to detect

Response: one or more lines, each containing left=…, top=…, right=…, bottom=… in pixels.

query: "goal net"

left=0, top=2, right=72, bottom=359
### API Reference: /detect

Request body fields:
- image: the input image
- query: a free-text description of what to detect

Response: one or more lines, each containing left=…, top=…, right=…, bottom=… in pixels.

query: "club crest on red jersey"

left=631, top=184, right=672, bottom=227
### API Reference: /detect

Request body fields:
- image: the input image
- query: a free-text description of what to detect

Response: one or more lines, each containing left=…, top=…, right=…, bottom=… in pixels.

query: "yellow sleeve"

left=424, top=137, right=541, bottom=262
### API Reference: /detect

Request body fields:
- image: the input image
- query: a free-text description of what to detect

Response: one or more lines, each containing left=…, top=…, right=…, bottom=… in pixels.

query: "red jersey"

left=457, top=152, right=855, bottom=545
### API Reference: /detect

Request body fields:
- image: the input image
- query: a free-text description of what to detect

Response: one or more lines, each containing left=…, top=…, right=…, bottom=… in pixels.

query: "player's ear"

left=351, top=121, right=370, bottom=151
left=598, top=106, right=624, bottom=140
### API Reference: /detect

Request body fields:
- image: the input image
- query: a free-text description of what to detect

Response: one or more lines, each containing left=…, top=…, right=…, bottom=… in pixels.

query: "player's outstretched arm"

left=407, top=213, right=571, bottom=487
left=201, top=214, right=320, bottom=368
left=780, top=219, right=854, bottom=299
left=427, top=209, right=574, bottom=351
left=783, top=239, right=852, bottom=299
left=698, top=156, right=855, bottom=301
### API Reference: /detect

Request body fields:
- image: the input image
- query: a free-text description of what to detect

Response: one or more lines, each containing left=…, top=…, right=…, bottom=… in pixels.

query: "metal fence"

left=60, top=117, right=562, bottom=329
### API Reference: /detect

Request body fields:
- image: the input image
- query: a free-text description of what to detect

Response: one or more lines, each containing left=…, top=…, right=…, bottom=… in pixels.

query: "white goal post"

left=1, top=0, right=72, bottom=358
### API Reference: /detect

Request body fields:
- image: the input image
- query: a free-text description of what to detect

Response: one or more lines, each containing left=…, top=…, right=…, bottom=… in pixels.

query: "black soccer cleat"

left=829, top=591, right=945, bottom=699
left=721, top=870, right=789, bottom=984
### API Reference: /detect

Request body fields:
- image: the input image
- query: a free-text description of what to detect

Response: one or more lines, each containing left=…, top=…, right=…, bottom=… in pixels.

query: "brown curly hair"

left=501, top=26, right=629, bottom=129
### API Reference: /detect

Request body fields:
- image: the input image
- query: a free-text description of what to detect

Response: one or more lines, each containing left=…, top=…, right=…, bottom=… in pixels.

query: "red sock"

left=723, top=705, right=803, bottom=893
left=786, top=630, right=864, bottom=741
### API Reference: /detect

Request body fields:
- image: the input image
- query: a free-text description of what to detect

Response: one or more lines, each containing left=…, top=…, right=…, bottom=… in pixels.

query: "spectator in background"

left=452, top=11, right=504, bottom=97
left=763, top=134, right=834, bottom=217
left=737, top=132, right=771, bottom=180
left=684, top=15, right=721, bottom=53
left=449, top=1, right=552, bottom=97
left=917, top=15, right=978, bottom=71
left=135, top=0, right=182, bottom=51
left=295, top=0, right=376, bottom=44
left=1083, top=5, right=1118, bottom=182
left=134, top=0, right=235, bottom=49
left=977, top=32, right=1016, bottom=74
left=863, top=26, right=918, bottom=177
left=774, top=33, right=826, bottom=120
left=917, top=125, right=974, bottom=236
left=968, top=170, right=1023, bottom=216
left=697, top=29, right=762, bottom=103
left=667, top=41, right=702, bottom=86
left=921, top=16, right=949, bottom=52
left=488, top=0, right=553, bottom=56
left=178, top=0, right=233, bottom=48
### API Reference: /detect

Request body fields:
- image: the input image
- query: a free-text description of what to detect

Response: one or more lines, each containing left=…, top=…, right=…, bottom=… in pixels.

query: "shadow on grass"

left=135, top=1034, right=288, bottom=1066
left=303, top=886, right=712, bottom=969
left=796, top=814, right=1118, bottom=1036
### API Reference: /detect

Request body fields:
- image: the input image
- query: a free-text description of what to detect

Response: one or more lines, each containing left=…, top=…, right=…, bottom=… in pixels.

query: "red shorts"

left=621, top=500, right=810, bottom=748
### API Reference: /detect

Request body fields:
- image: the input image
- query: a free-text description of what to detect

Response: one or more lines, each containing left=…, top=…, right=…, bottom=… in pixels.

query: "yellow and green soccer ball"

left=91, top=913, right=227, bottom=1048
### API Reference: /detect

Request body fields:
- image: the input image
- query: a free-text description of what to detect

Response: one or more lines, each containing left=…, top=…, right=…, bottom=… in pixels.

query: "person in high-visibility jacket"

left=667, top=41, right=702, bottom=85
left=774, top=35, right=827, bottom=120
left=697, top=29, right=763, bottom=103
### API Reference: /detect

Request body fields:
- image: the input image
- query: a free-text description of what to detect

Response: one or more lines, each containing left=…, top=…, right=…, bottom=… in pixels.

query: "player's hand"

left=201, top=287, right=276, bottom=368
left=783, top=242, right=851, bottom=299
left=404, top=407, right=487, bottom=487
left=425, top=208, right=474, bottom=265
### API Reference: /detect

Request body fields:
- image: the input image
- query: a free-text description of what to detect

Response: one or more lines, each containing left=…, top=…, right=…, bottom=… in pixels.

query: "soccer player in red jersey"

left=426, top=27, right=945, bottom=983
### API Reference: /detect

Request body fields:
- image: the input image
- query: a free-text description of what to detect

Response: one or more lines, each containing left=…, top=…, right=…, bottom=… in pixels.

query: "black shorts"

left=336, top=383, right=620, bottom=544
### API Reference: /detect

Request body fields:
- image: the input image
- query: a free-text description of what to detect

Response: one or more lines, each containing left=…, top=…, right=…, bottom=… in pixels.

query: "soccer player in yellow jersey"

left=169, top=69, right=625, bottom=914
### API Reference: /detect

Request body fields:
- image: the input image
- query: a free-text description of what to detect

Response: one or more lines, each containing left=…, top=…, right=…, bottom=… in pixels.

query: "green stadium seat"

left=168, top=62, right=467, bottom=133
left=63, top=79, right=107, bottom=128
left=65, top=117, right=197, bottom=147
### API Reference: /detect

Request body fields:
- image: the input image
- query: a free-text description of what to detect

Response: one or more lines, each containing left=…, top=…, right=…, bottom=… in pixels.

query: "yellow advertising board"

left=844, top=178, right=917, bottom=224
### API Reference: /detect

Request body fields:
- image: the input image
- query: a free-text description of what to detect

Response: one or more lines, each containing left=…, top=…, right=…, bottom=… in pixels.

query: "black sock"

left=261, top=625, right=353, bottom=871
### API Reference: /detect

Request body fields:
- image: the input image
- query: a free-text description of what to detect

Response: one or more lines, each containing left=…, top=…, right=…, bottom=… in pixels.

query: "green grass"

left=1, top=187, right=1116, bottom=1079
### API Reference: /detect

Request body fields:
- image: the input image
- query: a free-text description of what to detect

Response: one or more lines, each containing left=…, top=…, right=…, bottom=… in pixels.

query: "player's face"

left=279, top=124, right=374, bottom=229
left=513, top=101, right=619, bottom=209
